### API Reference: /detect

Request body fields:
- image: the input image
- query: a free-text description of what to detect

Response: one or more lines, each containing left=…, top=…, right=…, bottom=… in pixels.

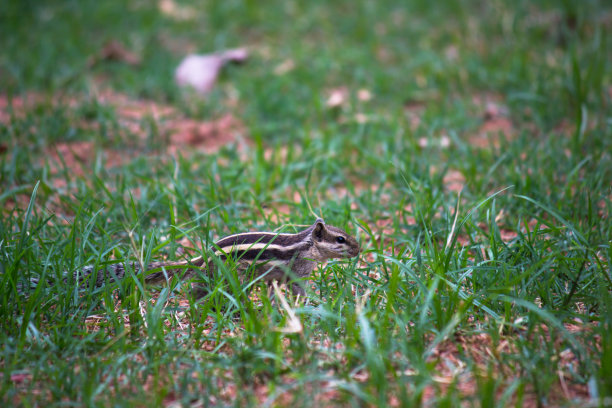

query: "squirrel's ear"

left=312, top=219, right=326, bottom=241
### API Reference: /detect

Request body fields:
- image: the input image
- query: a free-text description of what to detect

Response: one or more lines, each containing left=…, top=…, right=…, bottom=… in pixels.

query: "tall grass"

left=1, top=0, right=611, bottom=406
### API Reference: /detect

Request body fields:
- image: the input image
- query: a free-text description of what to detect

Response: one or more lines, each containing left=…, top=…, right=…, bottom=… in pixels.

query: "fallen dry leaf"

left=483, top=101, right=508, bottom=120
left=499, top=229, right=519, bottom=242
left=175, top=49, right=248, bottom=95
left=444, top=45, right=459, bottom=61
left=468, top=97, right=515, bottom=148
left=443, top=169, right=465, bottom=192
left=158, top=0, right=197, bottom=21
left=325, top=87, right=349, bottom=108
left=10, top=373, right=32, bottom=384
left=88, top=40, right=141, bottom=67
left=274, top=59, right=295, bottom=75
left=357, top=89, right=372, bottom=101
left=474, top=117, right=514, bottom=145
left=440, top=134, right=451, bottom=147
left=403, top=100, right=426, bottom=130
left=354, top=113, right=368, bottom=123
left=417, top=134, right=450, bottom=148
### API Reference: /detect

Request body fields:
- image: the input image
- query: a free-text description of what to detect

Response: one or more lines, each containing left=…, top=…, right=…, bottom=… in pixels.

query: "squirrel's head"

left=310, top=218, right=360, bottom=259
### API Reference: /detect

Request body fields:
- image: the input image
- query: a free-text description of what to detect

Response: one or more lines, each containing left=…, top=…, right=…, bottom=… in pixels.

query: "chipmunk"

left=26, top=218, right=360, bottom=300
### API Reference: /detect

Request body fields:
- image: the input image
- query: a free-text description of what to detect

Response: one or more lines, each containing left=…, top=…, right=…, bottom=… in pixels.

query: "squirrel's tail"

left=79, top=256, right=208, bottom=287
left=17, top=256, right=208, bottom=295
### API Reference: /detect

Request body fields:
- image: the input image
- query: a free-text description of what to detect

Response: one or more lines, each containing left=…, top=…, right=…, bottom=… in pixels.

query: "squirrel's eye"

left=336, top=236, right=346, bottom=243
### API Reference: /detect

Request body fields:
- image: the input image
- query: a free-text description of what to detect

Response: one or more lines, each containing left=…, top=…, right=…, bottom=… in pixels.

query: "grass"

left=1, top=0, right=611, bottom=406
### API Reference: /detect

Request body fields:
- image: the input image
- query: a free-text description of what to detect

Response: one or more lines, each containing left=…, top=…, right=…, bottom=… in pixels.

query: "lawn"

left=1, top=0, right=611, bottom=406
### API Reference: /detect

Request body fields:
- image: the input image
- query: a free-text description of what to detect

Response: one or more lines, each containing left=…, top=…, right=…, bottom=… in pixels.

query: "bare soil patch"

left=470, top=96, right=515, bottom=148
left=1, top=90, right=246, bottom=174
left=1, top=90, right=245, bottom=217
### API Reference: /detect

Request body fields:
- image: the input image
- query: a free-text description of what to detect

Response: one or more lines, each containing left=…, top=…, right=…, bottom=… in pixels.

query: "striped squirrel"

left=27, top=218, right=360, bottom=300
